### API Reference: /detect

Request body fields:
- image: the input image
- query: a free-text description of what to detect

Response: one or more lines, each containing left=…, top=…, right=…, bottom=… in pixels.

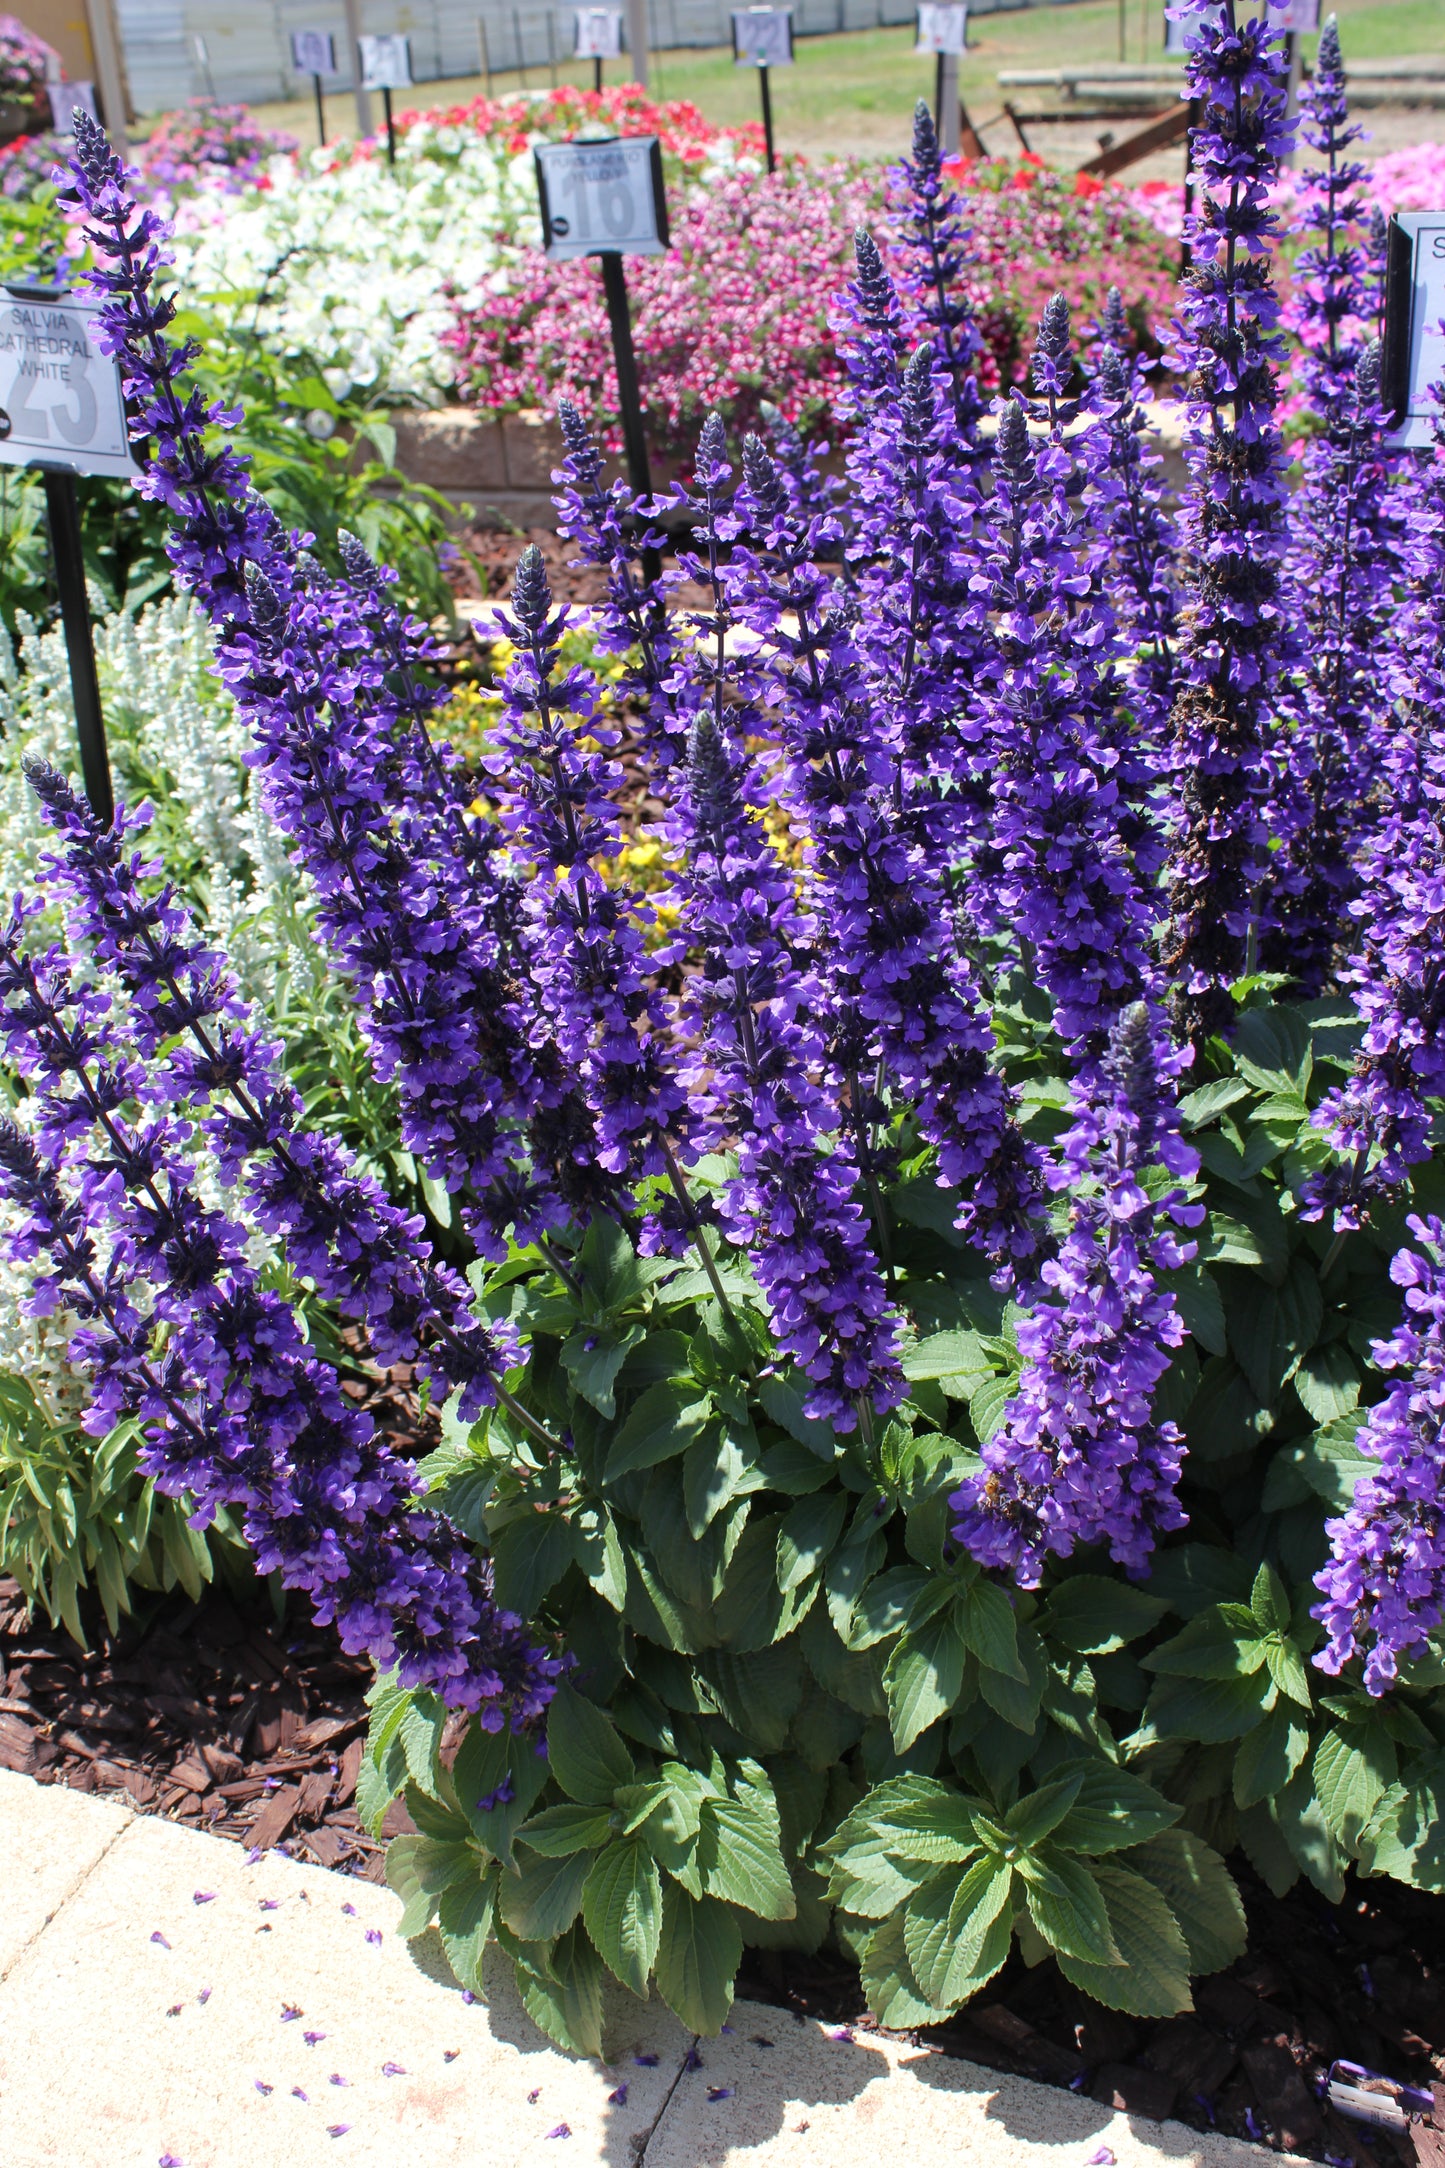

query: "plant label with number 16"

left=732, top=9, right=794, bottom=67
left=358, top=34, right=412, bottom=90
left=291, top=30, right=337, bottom=75
left=534, top=136, right=669, bottom=262
left=915, top=4, right=968, bottom=55
left=574, top=9, right=624, bottom=59
left=1383, top=211, right=1445, bottom=448
left=0, top=292, right=135, bottom=480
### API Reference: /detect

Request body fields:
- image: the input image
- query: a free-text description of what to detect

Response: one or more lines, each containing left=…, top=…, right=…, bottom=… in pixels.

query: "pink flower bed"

left=135, top=100, right=296, bottom=197
left=943, top=153, right=1176, bottom=386
left=445, top=164, right=875, bottom=457
left=447, top=148, right=1176, bottom=459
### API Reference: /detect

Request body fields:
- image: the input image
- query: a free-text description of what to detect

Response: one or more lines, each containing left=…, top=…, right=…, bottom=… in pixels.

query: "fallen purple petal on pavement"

left=545, top=2127, right=572, bottom=2141
left=255, top=2081, right=273, bottom=2096
left=150, top=1932, right=170, bottom=1949
left=304, top=2032, right=326, bottom=2046
left=382, top=2062, right=407, bottom=2076
left=365, top=1929, right=382, bottom=1947
left=634, top=2054, right=659, bottom=2067
left=280, top=2005, right=302, bottom=2022
left=707, top=2086, right=733, bottom=2102
left=1086, top=2151, right=1116, bottom=2166
left=197, top=1988, right=211, bottom=2006
left=607, top=2083, right=628, bottom=2105
left=192, top=1892, right=216, bottom=1906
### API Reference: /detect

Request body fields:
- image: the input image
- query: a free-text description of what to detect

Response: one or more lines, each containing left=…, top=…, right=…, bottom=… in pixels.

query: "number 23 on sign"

left=0, top=293, right=135, bottom=479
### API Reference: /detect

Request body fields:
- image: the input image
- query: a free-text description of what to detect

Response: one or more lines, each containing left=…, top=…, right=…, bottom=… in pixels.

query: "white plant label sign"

left=46, top=82, right=97, bottom=134
left=358, top=34, right=413, bottom=90
left=1385, top=212, right=1445, bottom=447
left=534, top=136, right=668, bottom=261
left=0, top=293, right=134, bottom=479
left=291, top=30, right=337, bottom=74
left=915, top=4, right=968, bottom=54
left=574, top=9, right=624, bottom=59
left=733, top=9, right=794, bottom=66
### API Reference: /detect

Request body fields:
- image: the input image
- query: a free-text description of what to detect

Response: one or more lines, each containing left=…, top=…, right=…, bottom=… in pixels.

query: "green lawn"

left=242, top=0, right=1440, bottom=160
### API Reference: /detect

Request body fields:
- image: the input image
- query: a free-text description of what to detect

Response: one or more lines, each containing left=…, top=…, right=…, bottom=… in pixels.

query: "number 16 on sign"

left=534, top=136, right=667, bottom=534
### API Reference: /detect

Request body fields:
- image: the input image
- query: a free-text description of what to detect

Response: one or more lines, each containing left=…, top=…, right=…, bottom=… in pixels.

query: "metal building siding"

left=116, top=0, right=1081, bottom=115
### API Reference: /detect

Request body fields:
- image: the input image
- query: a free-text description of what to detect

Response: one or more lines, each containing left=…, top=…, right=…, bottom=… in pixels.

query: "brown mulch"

left=0, top=1570, right=415, bottom=1877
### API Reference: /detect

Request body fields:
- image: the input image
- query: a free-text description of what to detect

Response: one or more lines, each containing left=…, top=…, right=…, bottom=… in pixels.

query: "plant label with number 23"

left=0, top=293, right=135, bottom=479
left=1383, top=212, right=1445, bottom=447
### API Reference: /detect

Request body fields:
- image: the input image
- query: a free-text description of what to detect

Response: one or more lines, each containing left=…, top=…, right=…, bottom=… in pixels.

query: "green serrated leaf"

left=1357, top=1754, right=1445, bottom=1892
left=489, top=1511, right=581, bottom=1618
left=1042, top=1577, right=1168, bottom=1655
left=885, top=1603, right=970, bottom=1753
left=499, top=1846, right=595, bottom=1941
left=386, top=1833, right=476, bottom=1940
left=961, top=1580, right=1024, bottom=1683
left=683, top=1429, right=747, bottom=1537
left=516, top=1802, right=620, bottom=1855
left=1292, top=1344, right=1360, bottom=1424
left=453, top=1721, right=550, bottom=1865
left=776, top=1490, right=848, bottom=1595
left=580, top=1836, right=663, bottom=1997
left=860, top=1909, right=949, bottom=2027
left=562, top=1323, right=645, bottom=1417
left=605, top=1380, right=713, bottom=1481
left=1233, top=1702, right=1310, bottom=1809
left=547, top=1683, right=636, bottom=1805
left=1021, top=1851, right=1119, bottom=1965
left=698, top=1788, right=795, bottom=1920
left=1145, top=1666, right=1272, bottom=1743
left=1123, top=1828, right=1245, bottom=1976
left=1313, top=1725, right=1395, bottom=1851
left=1250, top=1562, right=1290, bottom=1635
left=1053, top=1862, right=1193, bottom=2016
left=1006, top=1774, right=1084, bottom=1850
left=1049, top=1760, right=1182, bottom=1855
left=437, top=1869, right=497, bottom=1994
left=654, top=1885, right=742, bottom=2034
left=904, top=1853, right=1014, bottom=2008
left=516, top=1920, right=605, bottom=2058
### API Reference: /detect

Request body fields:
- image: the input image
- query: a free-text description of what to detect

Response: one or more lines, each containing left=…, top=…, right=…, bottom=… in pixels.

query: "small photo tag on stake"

left=358, top=33, right=412, bottom=90
left=0, top=291, right=135, bottom=479
left=574, top=8, right=624, bottom=59
left=46, top=82, right=98, bottom=135
left=291, top=30, right=338, bottom=75
left=534, top=136, right=668, bottom=261
left=1383, top=211, right=1445, bottom=447
left=915, top=4, right=968, bottom=55
left=731, top=9, right=794, bottom=67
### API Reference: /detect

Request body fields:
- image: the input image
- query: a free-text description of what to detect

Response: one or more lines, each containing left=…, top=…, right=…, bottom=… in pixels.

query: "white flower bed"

left=161, top=107, right=752, bottom=407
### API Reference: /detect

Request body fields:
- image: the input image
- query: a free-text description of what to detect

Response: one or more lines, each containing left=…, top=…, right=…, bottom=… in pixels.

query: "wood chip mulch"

left=0, top=1571, right=420, bottom=1878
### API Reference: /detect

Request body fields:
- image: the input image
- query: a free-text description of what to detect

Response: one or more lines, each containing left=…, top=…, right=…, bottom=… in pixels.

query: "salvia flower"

left=1314, top=1217, right=1445, bottom=1692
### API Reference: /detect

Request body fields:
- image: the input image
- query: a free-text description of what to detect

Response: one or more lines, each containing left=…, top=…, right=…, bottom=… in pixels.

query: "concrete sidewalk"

left=0, top=1767, right=1300, bottom=2168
